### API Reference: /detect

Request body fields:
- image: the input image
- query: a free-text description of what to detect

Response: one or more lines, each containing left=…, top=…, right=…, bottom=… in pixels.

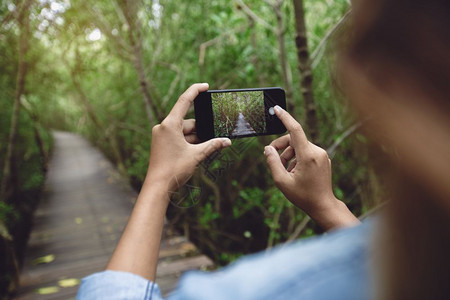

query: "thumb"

left=196, top=138, right=231, bottom=162
left=264, top=145, right=288, bottom=186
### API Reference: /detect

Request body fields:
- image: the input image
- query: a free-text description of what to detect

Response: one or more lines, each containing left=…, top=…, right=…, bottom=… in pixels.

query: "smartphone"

left=194, top=87, right=287, bottom=141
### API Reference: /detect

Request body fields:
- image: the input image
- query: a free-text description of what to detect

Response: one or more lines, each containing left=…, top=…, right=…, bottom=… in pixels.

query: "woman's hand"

left=264, top=106, right=359, bottom=230
left=145, top=83, right=231, bottom=193
left=107, top=84, right=230, bottom=280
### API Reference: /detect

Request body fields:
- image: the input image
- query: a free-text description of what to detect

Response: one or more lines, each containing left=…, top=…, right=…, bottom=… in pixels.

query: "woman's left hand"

left=145, top=83, right=231, bottom=193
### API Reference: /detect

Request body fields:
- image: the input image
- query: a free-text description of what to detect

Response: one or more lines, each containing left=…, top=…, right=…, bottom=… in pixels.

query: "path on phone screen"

left=232, top=112, right=256, bottom=136
left=15, top=132, right=213, bottom=299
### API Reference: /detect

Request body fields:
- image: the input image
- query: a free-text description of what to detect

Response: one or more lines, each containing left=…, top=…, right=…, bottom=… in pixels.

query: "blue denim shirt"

left=77, top=221, right=372, bottom=300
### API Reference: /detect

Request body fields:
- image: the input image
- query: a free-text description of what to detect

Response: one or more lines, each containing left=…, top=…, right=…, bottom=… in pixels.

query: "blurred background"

left=0, top=0, right=383, bottom=298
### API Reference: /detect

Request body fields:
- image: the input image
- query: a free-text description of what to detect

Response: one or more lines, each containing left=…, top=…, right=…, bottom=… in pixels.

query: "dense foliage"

left=212, top=92, right=240, bottom=137
left=238, top=91, right=265, bottom=134
left=1, top=0, right=384, bottom=293
left=0, top=2, right=53, bottom=293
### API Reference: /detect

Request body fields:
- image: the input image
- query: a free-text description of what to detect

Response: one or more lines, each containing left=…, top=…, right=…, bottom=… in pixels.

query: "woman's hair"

left=342, top=0, right=450, bottom=299
left=348, top=0, right=450, bottom=108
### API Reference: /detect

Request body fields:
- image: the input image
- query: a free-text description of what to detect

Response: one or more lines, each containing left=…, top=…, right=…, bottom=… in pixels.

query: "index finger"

left=274, top=105, right=309, bottom=149
left=167, top=83, right=209, bottom=121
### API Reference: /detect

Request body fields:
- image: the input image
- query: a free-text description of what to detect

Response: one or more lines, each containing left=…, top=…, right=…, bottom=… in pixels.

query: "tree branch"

left=20, top=97, right=48, bottom=166
left=235, top=0, right=276, bottom=32
left=158, top=61, right=183, bottom=106
left=200, top=173, right=222, bottom=213
left=310, top=9, right=352, bottom=69
left=116, top=122, right=149, bottom=137
left=266, top=206, right=283, bottom=249
left=358, top=202, right=387, bottom=220
left=199, top=25, right=247, bottom=66
left=326, top=121, right=362, bottom=158
left=285, top=215, right=311, bottom=243
left=90, top=5, right=134, bottom=57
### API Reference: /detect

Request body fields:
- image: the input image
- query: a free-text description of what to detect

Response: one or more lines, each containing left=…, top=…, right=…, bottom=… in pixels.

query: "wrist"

left=307, top=197, right=360, bottom=231
left=145, top=166, right=192, bottom=192
left=140, top=174, right=172, bottom=205
left=143, top=172, right=170, bottom=189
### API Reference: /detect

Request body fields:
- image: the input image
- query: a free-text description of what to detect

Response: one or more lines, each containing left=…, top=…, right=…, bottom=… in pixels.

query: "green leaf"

left=35, top=286, right=59, bottom=295
left=0, top=219, right=12, bottom=241
left=33, top=254, right=55, bottom=265
left=334, top=187, right=344, bottom=200
left=58, top=278, right=80, bottom=288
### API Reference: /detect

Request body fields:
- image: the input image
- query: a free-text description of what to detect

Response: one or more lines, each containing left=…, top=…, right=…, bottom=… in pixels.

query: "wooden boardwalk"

left=231, top=112, right=256, bottom=136
left=14, top=132, right=213, bottom=299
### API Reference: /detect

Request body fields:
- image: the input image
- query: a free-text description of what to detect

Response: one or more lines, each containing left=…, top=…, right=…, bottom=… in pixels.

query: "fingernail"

left=222, top=138, right=231, bottom=147
left=274, top=105, right=282, bottom=113
left=264, top=146, right=271, bottom=155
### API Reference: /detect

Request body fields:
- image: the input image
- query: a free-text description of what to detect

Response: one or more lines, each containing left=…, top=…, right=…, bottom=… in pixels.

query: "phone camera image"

left=211, top=91, right=266, bottom=137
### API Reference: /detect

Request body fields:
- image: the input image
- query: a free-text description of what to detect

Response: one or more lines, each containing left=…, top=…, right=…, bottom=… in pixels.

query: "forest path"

left=232, top=112, right=256, bottom=136
left=15, top=132, right=213, bottom=300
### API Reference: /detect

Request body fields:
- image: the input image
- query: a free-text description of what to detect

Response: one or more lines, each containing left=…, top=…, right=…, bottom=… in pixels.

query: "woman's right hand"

left=264, top=105, right=359, bottom=231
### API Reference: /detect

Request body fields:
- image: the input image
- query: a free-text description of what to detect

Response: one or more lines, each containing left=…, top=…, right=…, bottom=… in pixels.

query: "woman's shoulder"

left=170, top=220, right=374, bottom=300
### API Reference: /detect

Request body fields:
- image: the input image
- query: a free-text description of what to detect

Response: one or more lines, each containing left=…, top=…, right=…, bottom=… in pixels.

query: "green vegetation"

left=0, top=97, right=52, bottom=296
left=212, top=91, right=265, bottom=137
left=239, top=91, right=266, bottom=134
left=0, top=0, right=384, bottom=296
left=212, top=93, right=240, bottom=137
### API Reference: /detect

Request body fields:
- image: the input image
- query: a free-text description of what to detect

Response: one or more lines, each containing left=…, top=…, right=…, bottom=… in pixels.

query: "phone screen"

left=194, top=87, right=286, bottom=141
left=211, top=91, right=266, bottom=137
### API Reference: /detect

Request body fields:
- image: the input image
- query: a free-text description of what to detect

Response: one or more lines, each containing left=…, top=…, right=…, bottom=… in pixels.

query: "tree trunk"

left=133, top=43, right=161, bottom=124
left=32, top=124, right=47, bottom=171
left=123, top=0, right=163, bottom=125
left=0, top=0, right=30, bottom=200
left=247, top=15, right=264, bottom=86
left=273, top=0, right=294, bottom=110
left=0, top=0, right=32, bottom=294
left=21, top=99, right=48, bottom=170
left=293, top=0, right=320, bottom=144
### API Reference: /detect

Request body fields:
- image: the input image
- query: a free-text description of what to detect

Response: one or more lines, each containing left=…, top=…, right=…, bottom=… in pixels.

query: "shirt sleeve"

left=76, top=270, right=163, bottom=300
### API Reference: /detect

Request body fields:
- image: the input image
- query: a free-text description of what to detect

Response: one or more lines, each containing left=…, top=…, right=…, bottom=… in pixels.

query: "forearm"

left=307, top=197, right=360, bottom=231
left=105, top=83, right=228, bottom=281
left=106, top=178, right=169, bottom=281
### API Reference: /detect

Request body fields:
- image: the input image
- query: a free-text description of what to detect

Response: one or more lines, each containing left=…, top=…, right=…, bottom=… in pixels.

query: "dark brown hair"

left=348, top=0, right=450, bottom=107
left=343, top=0, right=450, bottom=299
